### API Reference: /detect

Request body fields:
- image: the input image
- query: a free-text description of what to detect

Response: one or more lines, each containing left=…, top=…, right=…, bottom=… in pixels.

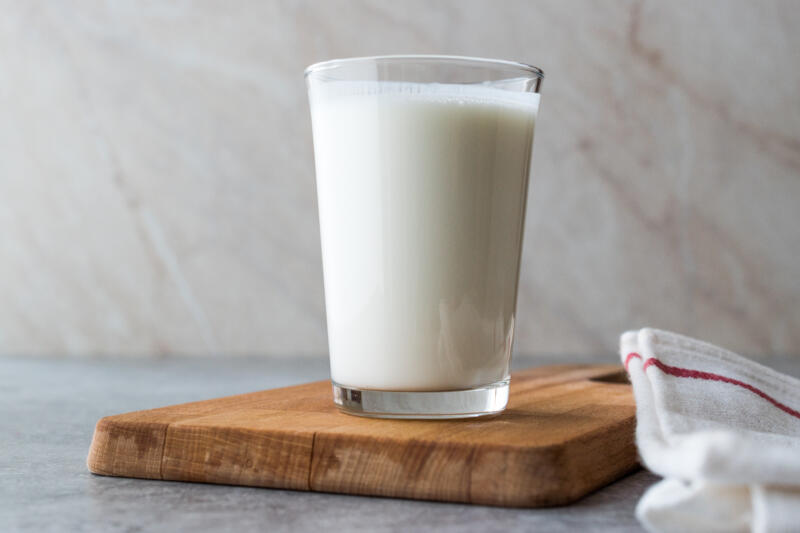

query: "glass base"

left=332, top=379, right=510, bottom=419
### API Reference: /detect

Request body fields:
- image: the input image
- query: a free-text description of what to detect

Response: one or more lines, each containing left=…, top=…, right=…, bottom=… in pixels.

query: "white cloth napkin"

left=620, top=328, right=800, bottom=533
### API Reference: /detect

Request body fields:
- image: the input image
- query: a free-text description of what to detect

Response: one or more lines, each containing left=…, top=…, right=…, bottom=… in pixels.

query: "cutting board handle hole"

left=588, top=370, right=630, bottom=384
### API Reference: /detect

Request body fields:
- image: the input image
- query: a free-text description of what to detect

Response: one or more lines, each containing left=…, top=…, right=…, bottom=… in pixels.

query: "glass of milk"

left=305, top=55, right=543, bottom=418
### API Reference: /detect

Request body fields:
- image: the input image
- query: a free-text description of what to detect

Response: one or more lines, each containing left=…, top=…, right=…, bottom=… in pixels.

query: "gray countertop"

left=4, top=354, right=798, bottom=532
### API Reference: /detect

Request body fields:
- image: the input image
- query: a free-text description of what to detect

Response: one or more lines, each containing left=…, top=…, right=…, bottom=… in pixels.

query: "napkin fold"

left=620, top=328, right=800, bottom=533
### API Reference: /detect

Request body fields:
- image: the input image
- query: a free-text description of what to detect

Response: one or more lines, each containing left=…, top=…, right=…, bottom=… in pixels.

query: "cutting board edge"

left=87, top=416, right=168, bottom=479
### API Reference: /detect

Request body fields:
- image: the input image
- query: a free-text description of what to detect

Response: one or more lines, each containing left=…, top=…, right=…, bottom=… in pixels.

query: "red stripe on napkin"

left=625, top=352, right=800, bottom=420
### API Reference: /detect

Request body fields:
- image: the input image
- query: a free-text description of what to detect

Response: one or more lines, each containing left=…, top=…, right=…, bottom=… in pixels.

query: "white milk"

left=308, top=81, right=539, bottom=391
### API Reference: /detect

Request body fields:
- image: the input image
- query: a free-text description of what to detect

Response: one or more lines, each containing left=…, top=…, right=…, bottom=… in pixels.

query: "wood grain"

left=87, top=365, right=638, bottom=507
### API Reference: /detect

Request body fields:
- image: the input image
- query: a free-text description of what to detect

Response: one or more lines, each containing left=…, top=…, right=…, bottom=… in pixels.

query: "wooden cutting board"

left=87, top=364, right=638, bottom=507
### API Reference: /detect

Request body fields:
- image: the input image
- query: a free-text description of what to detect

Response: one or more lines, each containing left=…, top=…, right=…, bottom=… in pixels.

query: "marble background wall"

left=1, top=0, right=799, bottom=358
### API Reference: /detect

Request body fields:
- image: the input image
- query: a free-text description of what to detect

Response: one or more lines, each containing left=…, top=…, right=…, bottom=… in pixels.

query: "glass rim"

left=304, top=54, right=544, bottom=81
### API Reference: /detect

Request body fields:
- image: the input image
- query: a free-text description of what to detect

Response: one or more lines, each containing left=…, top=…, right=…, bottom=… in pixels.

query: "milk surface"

left=309, top=81, right=539, bottom=391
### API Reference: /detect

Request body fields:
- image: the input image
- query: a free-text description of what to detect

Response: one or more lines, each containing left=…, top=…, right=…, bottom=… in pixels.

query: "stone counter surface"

left=4, top=355, right=799, bottom=532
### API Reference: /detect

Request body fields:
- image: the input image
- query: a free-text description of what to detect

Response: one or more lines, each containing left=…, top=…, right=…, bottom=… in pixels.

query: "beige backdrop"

left=1, top=0, right=799, bottom=358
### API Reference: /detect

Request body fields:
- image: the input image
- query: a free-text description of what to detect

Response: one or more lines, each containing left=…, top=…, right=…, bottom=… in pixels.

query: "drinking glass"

left=305, top=55, right=543, bottom=418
